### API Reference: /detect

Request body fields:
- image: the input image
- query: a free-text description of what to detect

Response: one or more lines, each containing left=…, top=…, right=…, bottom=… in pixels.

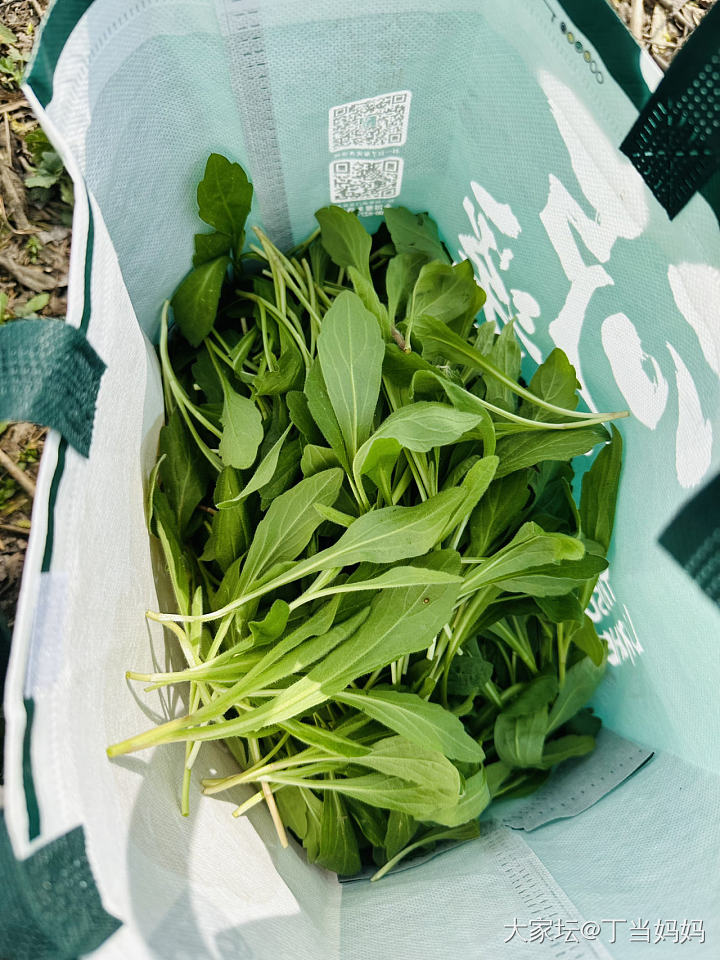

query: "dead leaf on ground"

left=0, top=161, right=32, bottom=231
left=36, top=225, right=71, bottom=244
left=0, top=250, right=59, bottom=291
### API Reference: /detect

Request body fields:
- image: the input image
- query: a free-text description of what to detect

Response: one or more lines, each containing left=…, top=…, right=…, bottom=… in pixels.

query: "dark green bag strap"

left=0, top=318, right=105, bottom=458
left=0, top=813, right=122, bottom=960
left=620, top=2, right=720, bottom=219
left=0, top=612, right=121, bottom=959
left=659, top=473, right=720, bottom=607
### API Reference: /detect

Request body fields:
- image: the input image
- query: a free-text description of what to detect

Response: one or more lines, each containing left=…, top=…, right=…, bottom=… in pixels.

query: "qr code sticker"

left=330, top=158, right=404, bottom=203
left=329, top=91, right=411, bottom=152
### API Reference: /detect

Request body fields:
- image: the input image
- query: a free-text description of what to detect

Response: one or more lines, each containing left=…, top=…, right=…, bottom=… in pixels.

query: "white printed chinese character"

left=503, top=919, right=529, bottom=943
left=679, top=919, right=705, bottom=943
left=602, top=919, right=627, bottom=944
left=528, top=919, right=554, bottom=943
left=458, top=182, right=543, bottom=363
left=653, top=919, right=680, bottom=943
left=553, top=919, right=581, bottom=943
left=629, top=919, right=651, bottom=943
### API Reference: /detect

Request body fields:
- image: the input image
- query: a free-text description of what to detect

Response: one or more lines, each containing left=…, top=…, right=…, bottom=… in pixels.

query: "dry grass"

left=607, top=0, right=716, bottom=70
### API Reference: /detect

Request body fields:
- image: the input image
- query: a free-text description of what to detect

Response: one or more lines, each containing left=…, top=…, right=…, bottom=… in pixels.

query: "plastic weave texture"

left=0, top=814, right=121, bottom=960
left=0, top=318, right=105, bottom=457
left=621, top=1, right=720, bottom=218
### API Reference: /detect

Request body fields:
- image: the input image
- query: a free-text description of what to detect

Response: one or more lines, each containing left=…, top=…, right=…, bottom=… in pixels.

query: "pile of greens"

left=108, top=155, right=626, bottom=880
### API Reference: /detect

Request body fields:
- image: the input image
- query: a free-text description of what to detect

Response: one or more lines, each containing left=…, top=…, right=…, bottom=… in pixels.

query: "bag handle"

left=620, top=1, right=720, bottom=219
left=659, top=473, right=720, bottom=606
left=0, top=318, right=105, bottom=458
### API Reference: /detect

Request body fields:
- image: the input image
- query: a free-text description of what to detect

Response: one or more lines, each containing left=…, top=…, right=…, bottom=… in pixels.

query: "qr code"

left=330, top=158, right=404, bottom=203
left=329, top=91, right=411, bottom=152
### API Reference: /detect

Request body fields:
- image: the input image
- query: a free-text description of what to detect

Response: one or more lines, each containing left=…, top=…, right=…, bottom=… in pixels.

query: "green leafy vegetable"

left=317, top=291, right=385, bottom=462
left=336, top=689, right=484, bottom=763
left=580, top=427, right=623, bottom=551
left=109, top=156, right=628, bottom=881
left=494, top=708, right=548, bottom=768
left=384, top=206, right=450, bottom=263
left=157, top=409, right=209, bottom=535
left=218, top=384, right=263, bottom=469
left=316, top=206, right=372, bottom=276
left=196, top=153, right=253, bottom=248
left=171, top=256, right=230, bottom=346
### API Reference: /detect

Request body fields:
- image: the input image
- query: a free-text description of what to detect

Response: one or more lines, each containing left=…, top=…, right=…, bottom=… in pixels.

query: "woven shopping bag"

left=2, top=1, right=719, bottom=957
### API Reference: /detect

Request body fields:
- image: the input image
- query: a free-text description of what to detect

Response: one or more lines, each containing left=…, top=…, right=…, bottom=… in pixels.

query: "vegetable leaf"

left=386, top=253, right=427, bottom=326
left=217, top=425, right=291, bottom=507
left=580, top=426, right=623, bottom=552
left=317, top=291, right=385, bottom=462
left=384, top=810, right=418, bottom=860
left=308, top=488, right=466, bottom=568
left=469, top=472, right=530, bottom=556
left=157, top=408, right=209, bottom=535
left=548, top=656, right=606, bottom=734
left=484, top=320, right=522, bottom=413
left=196, top=154, right=252, bottom=246
left=218, top=386, right=263, bottom=470
left=239, top=468, right=344, bottom=588
left=202, top=468, right=248, bottom=569
left=494, top=424, right=610, bottom=478
left=539, top=735, right=595, bottom=769
left=494, top=708, right=548, bottom=768
left=521, top=348, right=581, bottom=422
left=410, top=260, right=485, bottom=339
left=384, top=207, right=450, bottom=263
left=304, top=359, right=349, bottom=469
left=171, top=256, right=229, bottom=347
left=336, top=689, right=484, bottom=762
left=193, top=231, right=232, bottom=266
left=445, top=640, right=493, bottom=698
left=248, top=599, right=290, bottom=647
left=317, top=791, right=361, bottom=876
left=315, top=206, right=372, bottom=276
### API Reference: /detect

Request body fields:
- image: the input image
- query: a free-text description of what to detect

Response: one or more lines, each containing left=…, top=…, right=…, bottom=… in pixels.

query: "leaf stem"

left=439, top=586, right=496, bottom=706
left=159, top=303, right=223, bottom=440
left=557, top=623, right=571, bottom=688
left=248, top=738, right=288, bottom=847
left=244, top=292, right=312, bottom=370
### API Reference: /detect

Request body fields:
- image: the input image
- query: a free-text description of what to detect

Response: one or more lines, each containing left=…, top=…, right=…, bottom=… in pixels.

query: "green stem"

left=488, top=619, right=537, bottom=675
left=302, top=257, right=321, bottom=354
left=314, top=283, right=333, bottom=309
left=391, top=464, right=413, bottom=504
left=255, top=228, right=324, bottom=344
left=363, top=667, right=384, bottom=691
left=244, top=292, right=312, bottom=370
left=287, top=569, right=351, bottom=611
left=285, top=226, right=320, bottom=259
left=482, top=679, right=504, bottom=709
left=159, top=303, right=222, bottom=439
left=158, top=305, right=223, bottom=470
left=471, top=395, right=627, bottom=432
left=439, top=586, right=496, bottom=706
left=203, top=754, right=339, bottom=795
left=558, top=623, right=571, bottom=688
left=181, top=683, right=202, bottom=816
left=450, top=335, right=628, bottom=423
left=499, top=682, right=526, bottom=704
left=258, top=299, right=274, bottom=370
